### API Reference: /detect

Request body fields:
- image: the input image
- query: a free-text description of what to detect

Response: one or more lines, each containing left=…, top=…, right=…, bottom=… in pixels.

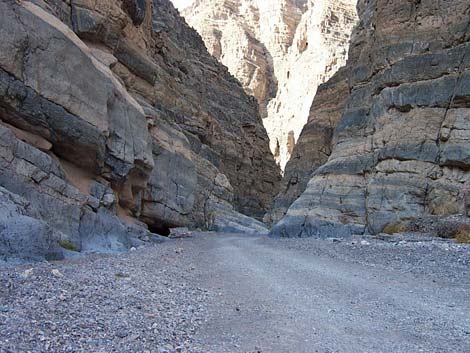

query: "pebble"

left=51, top=269, right=64, bottom=278
left=116, top=330, right=128, bottom=338
left=21, top=268, right=34, bottom=279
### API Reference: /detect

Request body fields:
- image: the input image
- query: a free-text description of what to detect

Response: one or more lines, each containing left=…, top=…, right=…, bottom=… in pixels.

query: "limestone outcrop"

left=0, top=0, right=279, bottom=261
left=271, top=0, right=470, bottom=237
left=184, top=0, right=358, bottom=169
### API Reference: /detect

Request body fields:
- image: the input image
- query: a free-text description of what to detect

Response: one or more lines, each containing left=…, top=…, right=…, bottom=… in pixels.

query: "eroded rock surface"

left=272, top=0, right=470, bottom=237
left=267, top=67, right=351, bottom=224
left=0, top=0, right=279, bottom=261
left=184, top=0, right=358, bottom=169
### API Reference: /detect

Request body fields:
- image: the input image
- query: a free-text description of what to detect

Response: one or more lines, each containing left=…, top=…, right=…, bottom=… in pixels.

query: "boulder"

left=0, top=187, right=64, bottom=263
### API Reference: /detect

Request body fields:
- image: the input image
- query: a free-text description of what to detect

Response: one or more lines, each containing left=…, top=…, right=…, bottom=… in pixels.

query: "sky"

left=171, top=0, right=194, bottom=10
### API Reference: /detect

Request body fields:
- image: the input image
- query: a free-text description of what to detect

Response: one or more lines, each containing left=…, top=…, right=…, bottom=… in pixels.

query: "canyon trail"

left=2, top=233, right=469, bottom=352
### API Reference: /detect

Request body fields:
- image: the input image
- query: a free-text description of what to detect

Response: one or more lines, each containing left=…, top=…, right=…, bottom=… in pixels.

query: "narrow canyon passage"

left=0, top=1, right=469, bottom=352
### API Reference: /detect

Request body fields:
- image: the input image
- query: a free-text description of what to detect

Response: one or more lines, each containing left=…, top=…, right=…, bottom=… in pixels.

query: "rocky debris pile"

left=0, top=0, right=280, bottom=261
left=406, top=215, right=470, bottom=242
left=184, top=0, right=358, bottom=169
left=0, top=243, right=210, bottom=352
left=271, top=0, right=470, bottom=237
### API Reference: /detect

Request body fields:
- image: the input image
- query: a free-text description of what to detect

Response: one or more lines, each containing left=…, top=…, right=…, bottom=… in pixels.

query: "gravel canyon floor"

left=1, top=233, right=469, bottom=353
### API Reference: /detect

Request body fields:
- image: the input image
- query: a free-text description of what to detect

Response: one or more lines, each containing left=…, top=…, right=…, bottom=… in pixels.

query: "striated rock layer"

left=184, top=0, right=358, bottom=169
left=271, top=0, right=470, bottom=237
left=267, top=67, right=350, bottom=224
left=0, top=0, right=279, bottom=261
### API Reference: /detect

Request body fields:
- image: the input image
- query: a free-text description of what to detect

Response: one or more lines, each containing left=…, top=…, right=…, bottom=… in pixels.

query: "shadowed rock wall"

left=0, top=0, right=279, bottom=261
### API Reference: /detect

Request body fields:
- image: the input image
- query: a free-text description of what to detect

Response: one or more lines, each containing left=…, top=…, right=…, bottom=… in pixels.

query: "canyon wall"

left=0, top=0, right=280, bottom=261
left=266, top=67, right=350, bottom=224
left=184, top=0, right=358, bottom=169
left=271, top=0, right=470, bottom=237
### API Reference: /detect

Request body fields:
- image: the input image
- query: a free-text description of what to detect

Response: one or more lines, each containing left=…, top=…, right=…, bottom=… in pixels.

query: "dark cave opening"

left=147, top=223, right=171, bottom=237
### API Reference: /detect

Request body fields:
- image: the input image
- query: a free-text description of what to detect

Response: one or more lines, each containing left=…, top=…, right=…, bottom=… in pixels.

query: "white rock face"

left=184, top=0, right=358, bottom=169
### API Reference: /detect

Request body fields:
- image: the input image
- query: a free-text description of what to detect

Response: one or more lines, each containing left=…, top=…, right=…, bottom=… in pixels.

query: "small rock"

left=361, top=240, right=370, bottom=245
left=327, top=237, right=341, bottom=243
left=115, top=272, right=130, bottom=278
left=130, top=247, right=137, bottom=252
left=116, top=330, right=128, bottom=338
left=51, top=269, right=64, bottom=278
left=159, top=344, right=173, bottom=353
left=169, top=227, right=192, bottom=238
left=102, top=193, right=115, bottom=207
left=21, top=268, right=34, bottom=279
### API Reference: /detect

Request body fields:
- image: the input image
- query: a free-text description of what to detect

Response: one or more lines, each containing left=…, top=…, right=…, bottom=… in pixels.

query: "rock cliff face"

left=271, top=0, right=470, bottom=237
left=184, top=0, right=358, bottom=169
left=267, top=67, right=350, bottom=224
left=0, top=0, right=279, bottom=261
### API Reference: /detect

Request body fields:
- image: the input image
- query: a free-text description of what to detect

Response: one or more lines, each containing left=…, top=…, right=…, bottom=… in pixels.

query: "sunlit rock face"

left=184, top=0, right=358, bottom=169
left=0, top=0, right=279, bottom=261
left=271, top=0, right=470, bottom=237
left=266, top=67, right=350, bottom=225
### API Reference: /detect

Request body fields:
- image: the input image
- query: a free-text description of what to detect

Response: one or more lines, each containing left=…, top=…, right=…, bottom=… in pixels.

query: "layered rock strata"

left=0, top=0, right=279, bottom=261
left=184, top=0, right=358, bottom=169
left=272, top=0, right=470, bottom=237
left=266, top=67, right=350, bottom=224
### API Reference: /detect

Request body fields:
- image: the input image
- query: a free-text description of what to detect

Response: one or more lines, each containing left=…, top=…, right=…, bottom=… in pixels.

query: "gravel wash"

left=0, top=240, right=210, bottom=353
left=276, top=233, right=470, bottom=284
left=0, top=232, right=469, bottom=353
